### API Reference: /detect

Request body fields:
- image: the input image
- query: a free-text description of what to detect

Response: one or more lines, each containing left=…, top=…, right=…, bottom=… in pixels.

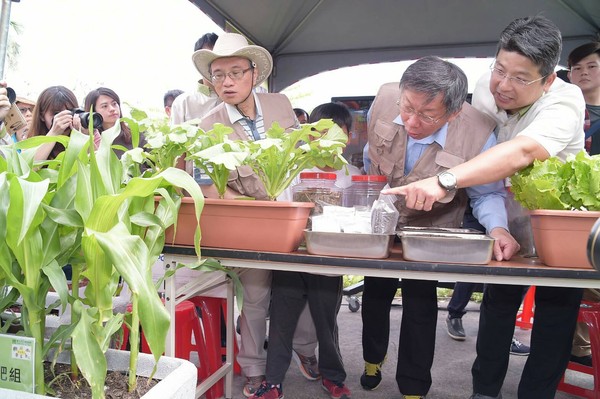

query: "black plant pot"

left=588, top=217, right=600, bottom=271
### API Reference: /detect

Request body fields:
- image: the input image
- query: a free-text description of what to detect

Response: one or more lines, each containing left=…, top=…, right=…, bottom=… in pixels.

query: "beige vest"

left=200, top=93, right=296, bottom=200
left=368, top=82, right=497, bottom=228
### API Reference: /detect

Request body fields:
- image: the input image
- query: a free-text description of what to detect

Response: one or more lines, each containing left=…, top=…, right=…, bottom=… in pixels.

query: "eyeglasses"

left=210, top=67, right=253, bottom=83
left=490, top=64, right=547, bottom=87
left=18, top=107, right=33, bottom=114
left=397, top=100, right=445, bottom=125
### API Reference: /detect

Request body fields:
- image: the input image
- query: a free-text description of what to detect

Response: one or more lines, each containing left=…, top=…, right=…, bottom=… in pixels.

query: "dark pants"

left=266, top=271, right=345, bottom=384
left=362, top=276, right=438, bottom=396
left=447, top=282, right=476, bottom=319
left=472, top=284, right=583, bottom=398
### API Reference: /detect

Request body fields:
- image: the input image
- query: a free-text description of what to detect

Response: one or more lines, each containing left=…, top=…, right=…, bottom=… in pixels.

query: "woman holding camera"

left=28, top=85, right=96, bottom=161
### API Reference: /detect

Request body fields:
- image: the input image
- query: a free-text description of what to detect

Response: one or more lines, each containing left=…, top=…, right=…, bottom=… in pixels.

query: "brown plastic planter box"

left=530, top=209, right=600, bottom=269
left=165, top=197, right=314, bottom=253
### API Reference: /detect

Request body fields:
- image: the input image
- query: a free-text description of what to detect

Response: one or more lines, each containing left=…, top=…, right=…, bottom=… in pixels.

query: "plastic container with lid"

left=343, top=174, right=387, bottom=207
left=292, top=172, right=343, bottom=231
left=292, top=172, right=343, bottom=214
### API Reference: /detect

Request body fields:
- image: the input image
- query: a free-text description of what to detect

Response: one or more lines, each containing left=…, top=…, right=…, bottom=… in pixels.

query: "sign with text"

left=0, top=333, right=35, bottom=393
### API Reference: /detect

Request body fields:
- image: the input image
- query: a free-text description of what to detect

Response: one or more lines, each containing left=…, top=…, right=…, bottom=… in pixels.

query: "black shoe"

left=360, top=360, right=383, bottom=390
left=570, top=354, right=593, bottom=367
left=446, top=316, right=465, bottom=341
left=509, top=337, right=530, bottom=356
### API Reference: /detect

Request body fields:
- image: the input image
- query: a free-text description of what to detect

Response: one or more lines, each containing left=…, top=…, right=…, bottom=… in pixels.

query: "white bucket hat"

left=192, top=33, right=273, bottom=87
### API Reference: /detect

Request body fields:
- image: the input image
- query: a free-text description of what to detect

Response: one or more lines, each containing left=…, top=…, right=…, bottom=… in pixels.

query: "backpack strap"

left=585, top=119, right=600, bottom=139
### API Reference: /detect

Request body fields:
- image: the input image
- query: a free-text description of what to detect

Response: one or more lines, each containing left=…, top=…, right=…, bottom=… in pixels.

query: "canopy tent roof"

left=189, top=0, right=600, bottom=92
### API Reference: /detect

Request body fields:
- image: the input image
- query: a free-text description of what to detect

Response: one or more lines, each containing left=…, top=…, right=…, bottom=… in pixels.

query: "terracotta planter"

left=530, top=209, right=600, bottom=269
left=165, top=197, right=314, bottom=253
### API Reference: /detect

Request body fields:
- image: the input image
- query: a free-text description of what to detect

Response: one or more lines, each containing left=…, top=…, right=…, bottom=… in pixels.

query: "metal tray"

left=304, top=230, right=394, bottom=259
left=397, top=231, right=494, bottom=264
left=397, top=226, right=483, bottom=234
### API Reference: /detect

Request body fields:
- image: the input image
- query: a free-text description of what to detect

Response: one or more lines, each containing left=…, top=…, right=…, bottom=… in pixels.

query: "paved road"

left=225, top=297, right=587, bottom=399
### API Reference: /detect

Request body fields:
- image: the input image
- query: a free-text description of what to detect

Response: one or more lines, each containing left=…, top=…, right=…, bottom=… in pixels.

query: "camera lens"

left=79, top=112, right=104, bottom=130
left=6, top=87, right=16, bottom=104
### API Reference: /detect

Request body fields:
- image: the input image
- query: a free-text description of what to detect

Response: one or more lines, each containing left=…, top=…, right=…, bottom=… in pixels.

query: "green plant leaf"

left=510, top=151, right=600, bottom=210
left=72, top=300, right=108, bottom=399
left=91, top=222, right=170, bottom=361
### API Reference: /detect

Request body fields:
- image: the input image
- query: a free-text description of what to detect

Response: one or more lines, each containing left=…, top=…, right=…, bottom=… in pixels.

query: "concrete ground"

left=225, top=296, right=589, bottom=399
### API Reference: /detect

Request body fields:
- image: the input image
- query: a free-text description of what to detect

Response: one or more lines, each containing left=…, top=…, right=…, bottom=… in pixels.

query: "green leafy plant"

left=0, top=111, right=222, bottom=398
left=243, top=119, right=348, bottom=200
left=510, top=150, right=600, bottom=211
left=186, top=123, right=249, bottom=198
left=188, top=119, right=348, bottom=201
left=121, top=108, right=205, bottom=175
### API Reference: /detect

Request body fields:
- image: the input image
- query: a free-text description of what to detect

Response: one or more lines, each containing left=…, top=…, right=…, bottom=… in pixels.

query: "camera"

left=71, top=108, right=103, bottom=130
left=3, top=87, right=27, bottom=135
left=6, top=87, right=16, bottom=104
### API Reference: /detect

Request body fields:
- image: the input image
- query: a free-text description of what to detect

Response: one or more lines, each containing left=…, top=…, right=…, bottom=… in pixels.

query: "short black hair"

left=309, top=102, right=353, bottom=131
left=194, top=32, right=219, bottom=51
left=293, top=108, right=309, bottom=120
left=568, top=41, right=600, bottom=69
left=164, top=89, right=184, bottom=107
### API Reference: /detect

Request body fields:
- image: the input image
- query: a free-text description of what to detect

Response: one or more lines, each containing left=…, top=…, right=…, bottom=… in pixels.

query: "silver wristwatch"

left=437, top=171, right=457, bottom=191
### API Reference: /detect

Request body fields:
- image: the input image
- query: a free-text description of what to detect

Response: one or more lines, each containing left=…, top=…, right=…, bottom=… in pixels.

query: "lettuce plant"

left=510, top=150, right=600, bottom=211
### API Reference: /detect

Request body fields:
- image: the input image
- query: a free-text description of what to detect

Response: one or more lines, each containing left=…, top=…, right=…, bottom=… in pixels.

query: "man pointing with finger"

left=360, top=56, right=519, bottom=399
left=383, top=16, right=586, bottom=399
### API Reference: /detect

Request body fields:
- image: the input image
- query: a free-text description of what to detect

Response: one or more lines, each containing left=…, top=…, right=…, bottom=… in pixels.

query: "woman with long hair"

left=29, top=85, right=82, bottom=161
left=84, top=87, right=137, bottom=158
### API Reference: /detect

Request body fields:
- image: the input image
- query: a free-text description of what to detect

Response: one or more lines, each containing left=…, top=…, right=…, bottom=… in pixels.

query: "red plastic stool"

left=119, top=300, right=219, bottom=399
left=189, top=296, right=241, bottom=375
left=515, top=286, right=536, bottom=330
left=557, top=301, right=600, bottom=398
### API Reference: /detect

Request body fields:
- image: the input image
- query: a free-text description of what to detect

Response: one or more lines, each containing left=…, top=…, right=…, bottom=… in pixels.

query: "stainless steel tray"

left=397, top=226, right=483, bottom=234
left=397, top=231, right=494, bottom=264
left=304, top=230, right=394, bottom=259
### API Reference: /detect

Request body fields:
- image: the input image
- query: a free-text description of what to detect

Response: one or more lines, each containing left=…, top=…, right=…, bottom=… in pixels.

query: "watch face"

left=439, top=172, right=457, bottom=190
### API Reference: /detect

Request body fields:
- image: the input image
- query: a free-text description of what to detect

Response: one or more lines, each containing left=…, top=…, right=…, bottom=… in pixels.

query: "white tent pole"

left=0, top=0, right=13, bottom=78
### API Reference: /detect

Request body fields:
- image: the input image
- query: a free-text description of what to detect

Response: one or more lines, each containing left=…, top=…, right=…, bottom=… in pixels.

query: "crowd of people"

left=0, top=13, right=599, bottom=399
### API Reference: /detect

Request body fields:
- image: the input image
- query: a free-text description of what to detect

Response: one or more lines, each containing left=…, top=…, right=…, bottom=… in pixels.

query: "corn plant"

left=0, top=115, right=214, bottom=398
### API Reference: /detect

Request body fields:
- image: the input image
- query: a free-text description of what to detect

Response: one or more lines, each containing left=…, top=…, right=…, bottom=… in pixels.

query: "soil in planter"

left=44, top=363, right=158, bottom=398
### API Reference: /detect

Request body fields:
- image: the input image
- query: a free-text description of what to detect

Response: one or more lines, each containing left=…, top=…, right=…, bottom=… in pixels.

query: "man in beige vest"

left=361, top=56, right=519, bottom=399
left=192, top=33, right=319, bottom=398
left=385, top=16, right=586, bottom=399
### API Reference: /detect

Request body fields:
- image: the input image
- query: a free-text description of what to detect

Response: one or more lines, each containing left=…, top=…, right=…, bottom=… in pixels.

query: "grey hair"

left=399, top=56, right=467, bottom=115
left=496, top=15, right=561, bottom=79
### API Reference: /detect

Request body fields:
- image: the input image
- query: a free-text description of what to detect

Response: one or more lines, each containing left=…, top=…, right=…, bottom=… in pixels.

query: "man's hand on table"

left=489, top=227, right=520, bottom=261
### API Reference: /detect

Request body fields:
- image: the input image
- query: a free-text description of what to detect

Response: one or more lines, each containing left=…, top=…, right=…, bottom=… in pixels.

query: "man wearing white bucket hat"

left=194, top=32, right=297, bottom=199
left=193, top=33, right=324, bottom=398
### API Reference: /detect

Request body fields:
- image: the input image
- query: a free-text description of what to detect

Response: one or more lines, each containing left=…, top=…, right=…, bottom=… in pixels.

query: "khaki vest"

left=200, top=93, right=296, bottom=200
left=368, top=82, right=497, bottom=228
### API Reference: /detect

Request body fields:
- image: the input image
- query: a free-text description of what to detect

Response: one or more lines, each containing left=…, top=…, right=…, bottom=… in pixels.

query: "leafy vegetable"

left=187, top=120, right=348, bottom=201
left=243, top=119, right=348, bottom=200
left=121, top=108, right=204, bottom=174
left=510, top=150, right=600, bottom=210
left=186, top=123, right=248, bottom=199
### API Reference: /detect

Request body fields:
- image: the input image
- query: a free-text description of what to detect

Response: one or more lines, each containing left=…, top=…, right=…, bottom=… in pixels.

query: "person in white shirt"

left=384, top=16, right=585, bottom=399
